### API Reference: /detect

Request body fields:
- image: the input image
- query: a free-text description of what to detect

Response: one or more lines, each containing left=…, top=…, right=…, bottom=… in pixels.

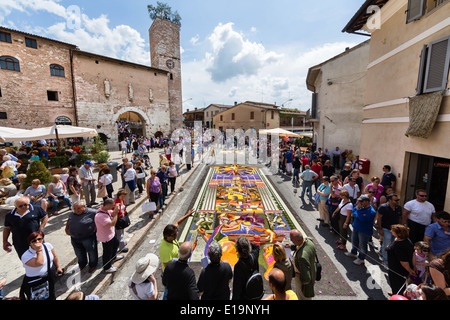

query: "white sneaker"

left=345, top=252, right=357, bottom=259
left=353, top=258, right=365, bottom=265
left=113, top=255, right=124, bottom=262
left=105, top=267, right=117, bottom=273
left=369, top=241, right=379, bottom=249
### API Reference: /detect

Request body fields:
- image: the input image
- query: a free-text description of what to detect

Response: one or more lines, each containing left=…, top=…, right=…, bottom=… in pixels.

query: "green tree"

left=23, top=161, right=52, bottom=189
left=148, top=1, right=181, bottom=26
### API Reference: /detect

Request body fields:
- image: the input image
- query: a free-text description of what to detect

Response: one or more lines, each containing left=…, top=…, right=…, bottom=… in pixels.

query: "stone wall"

left=0, top=28, right=76, bottom=128
left=72, top=52, right=171, bottom=150
left=149, top=18, right=183, bottom=132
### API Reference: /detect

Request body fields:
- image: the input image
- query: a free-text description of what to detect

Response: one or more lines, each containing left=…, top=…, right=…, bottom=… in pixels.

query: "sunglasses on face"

left=31, top=237, right=43, bottom=243
left=17, top=203, right=30, bottom=209
left=418, top=194, right=427, bottom=198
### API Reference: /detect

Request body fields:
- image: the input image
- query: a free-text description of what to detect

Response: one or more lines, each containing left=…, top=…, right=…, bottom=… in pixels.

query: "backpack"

left=245, top=255, right=264, bottom=300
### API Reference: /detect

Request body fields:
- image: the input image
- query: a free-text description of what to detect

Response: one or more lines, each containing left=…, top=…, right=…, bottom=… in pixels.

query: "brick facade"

left=0, top=29, right=77, bottom=128
left=0, top=18, right=183, bottom=150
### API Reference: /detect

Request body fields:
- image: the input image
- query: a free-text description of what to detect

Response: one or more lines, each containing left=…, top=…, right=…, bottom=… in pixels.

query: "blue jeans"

left=71, top=234, right=98, bottom=269
left=48, top=195, right=72, bottom=212
left=381, top=228, right=394, bottom=264
left=292, top=168, right=300, bottom=184
left=301, top=180, right=313, bottom=200
left=160, top=182, right=168, bottom=208
left=350, top=230, right=371, bottom=260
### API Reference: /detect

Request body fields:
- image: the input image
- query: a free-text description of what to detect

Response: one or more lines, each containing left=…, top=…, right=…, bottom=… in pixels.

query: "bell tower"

left=149, top=17, right=183, bottom=132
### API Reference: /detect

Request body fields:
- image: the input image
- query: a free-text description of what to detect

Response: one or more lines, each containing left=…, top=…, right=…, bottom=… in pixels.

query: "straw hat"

left=131, top=253, right=159, bottom=284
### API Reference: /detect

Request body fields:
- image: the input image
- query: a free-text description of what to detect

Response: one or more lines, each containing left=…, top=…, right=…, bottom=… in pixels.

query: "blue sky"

left=0, top=0, right=368, bottom=111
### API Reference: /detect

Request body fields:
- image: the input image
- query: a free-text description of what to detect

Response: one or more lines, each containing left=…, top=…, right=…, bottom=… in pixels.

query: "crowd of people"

left=1, top=130, right=449, bottom=301
left=278, top=142, right=449, bottom=299
left=128, top=226, right=317, bottom=301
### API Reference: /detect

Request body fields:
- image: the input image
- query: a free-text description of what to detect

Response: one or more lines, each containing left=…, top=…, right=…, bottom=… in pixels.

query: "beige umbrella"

left=259, top=128, right=302, bottom=137
left=2, top=125, right=98, bottom=142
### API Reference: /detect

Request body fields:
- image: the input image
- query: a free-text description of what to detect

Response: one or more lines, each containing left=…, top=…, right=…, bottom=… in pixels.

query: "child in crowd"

left=410, top=241, right=431, bottom=285
left=60, top=167, right=69, bottom=187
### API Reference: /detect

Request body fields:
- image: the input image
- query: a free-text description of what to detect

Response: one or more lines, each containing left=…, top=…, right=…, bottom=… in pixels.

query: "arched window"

left=50, top=64, right=65, bottom=77
left=55, top=116, right=72, bottom=125
left=0, top=56, right=20, bottom=72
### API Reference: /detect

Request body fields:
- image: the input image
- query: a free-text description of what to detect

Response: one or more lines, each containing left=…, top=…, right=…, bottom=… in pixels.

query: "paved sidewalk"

left=0, top=147, right=200, bottom=299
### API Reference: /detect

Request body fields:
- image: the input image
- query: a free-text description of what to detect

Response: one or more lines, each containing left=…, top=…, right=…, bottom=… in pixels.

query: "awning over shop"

left=0, top=125, right=98, bottom=142
left=0, top=127, right=32, bottom=143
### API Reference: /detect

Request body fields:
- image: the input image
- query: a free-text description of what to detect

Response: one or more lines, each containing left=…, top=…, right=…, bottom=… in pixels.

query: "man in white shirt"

left=123, top=162, right=136, bottom=205
left=332, top=147, right=341, bottom=168
left=342, top=177, right=360, bottom=204
left=78, top=161, right=97, bottom=207
left=120, top=139, right=128, bottom=157
left=402, top=189, right=436, bottom=244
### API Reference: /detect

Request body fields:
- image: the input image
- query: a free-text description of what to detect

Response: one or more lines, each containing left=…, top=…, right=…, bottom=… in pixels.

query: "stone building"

left=72, top=50, right=171, bottom=150
left=0, top=28, right=77, bottom=128
left=0, top=17, right=182, bottom=150
left=203, top=104, right=233, bottom=129
left=183, top=107, right=206, bottom=128
left=306, top=40, right=370, bottom=157
left=212, top=101, right=281, bottom=132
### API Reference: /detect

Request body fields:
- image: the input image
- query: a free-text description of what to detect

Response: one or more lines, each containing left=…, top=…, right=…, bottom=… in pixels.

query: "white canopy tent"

left=259, top=128, right=303, bottom=137
left=0, top=125, right=98, bottom=142
left=0, top=127, right=33, bottom=143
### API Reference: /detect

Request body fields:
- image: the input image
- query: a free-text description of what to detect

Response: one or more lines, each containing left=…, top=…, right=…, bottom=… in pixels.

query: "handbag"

left=315, top=252, right=322, bottom=281
left=116, top=212, right=131, bottom=229
left=314, top=192, right=320, bottom=206
left=97, top=185, right=108, bottom=198
left=29, top=245, right=52, bottom=300
left=314, top=185, right=324, bottom=206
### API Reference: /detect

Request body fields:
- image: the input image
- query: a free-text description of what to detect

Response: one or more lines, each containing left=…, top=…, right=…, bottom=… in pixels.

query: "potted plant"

left=93, top=150, right=110, bottom=165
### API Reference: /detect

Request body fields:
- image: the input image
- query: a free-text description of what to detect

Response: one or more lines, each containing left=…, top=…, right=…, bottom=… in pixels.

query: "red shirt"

left=114, top=198, right=126, bottom=219
left=301, top=157, right=309, bottom=167
left=311, top=164, right=322, bottom=177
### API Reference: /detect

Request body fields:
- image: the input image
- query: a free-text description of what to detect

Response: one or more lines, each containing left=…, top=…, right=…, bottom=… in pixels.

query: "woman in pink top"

left=94, top=199, right=122, bottom=273
left=146, top=169, right=161, bottom=218
left=364, top=176, right=384, bottom=203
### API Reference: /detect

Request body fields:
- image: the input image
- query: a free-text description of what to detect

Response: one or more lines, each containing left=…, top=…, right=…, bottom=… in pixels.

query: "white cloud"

left=1, top=2, right=360, bottom=112
left=1, top=0, right=151, bottom=66
left=183, top=33, right=359, bottom=111
left=205, top=22, right=282, bottom=82
left=190, top=34, right=200, bottom=45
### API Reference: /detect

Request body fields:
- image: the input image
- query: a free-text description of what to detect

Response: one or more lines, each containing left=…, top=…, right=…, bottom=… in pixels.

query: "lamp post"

left=54, top=121, right=61, bottom=153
